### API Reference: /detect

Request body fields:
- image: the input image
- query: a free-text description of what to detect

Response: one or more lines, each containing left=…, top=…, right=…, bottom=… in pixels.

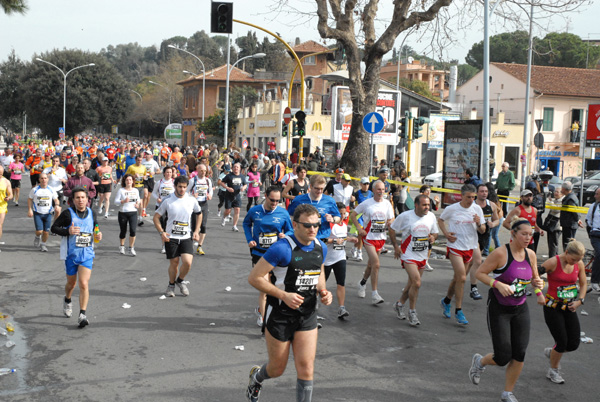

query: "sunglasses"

left=294, top=221, right=321, bottom=228
left=268, top=198, right=281, bottom=203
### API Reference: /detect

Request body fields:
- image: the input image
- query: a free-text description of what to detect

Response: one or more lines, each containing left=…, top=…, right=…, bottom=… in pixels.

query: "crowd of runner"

left=0, top=135, right=593, bottom=402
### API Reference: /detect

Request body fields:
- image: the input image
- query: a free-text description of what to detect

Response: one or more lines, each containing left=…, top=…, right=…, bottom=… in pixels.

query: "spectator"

left=495, top=162, right=515, bottom=217
left=546, top=188, right=563, bottom=258
left=585, top=187, right=600, bottom=291
left=464, top=169, right=483, bottom=187
left=559, top=182, right=584, bottom=251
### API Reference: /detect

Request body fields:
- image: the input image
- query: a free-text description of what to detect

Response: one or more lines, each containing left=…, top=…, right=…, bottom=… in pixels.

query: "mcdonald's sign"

left=312, top=122, right=322, bottom=131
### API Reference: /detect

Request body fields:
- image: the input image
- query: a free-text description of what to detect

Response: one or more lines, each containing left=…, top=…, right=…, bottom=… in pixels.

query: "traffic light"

left=292, top=121, right=298, bottom=137
left=218, top=119, right=225, bottom=136
left=211, top=2, right=233, bottom=34
left=282, top=121, right=288, bottom=137
left=398, top=117, right=407, bottom=139
left=295, top=110, right=306, bottom=137
left=413, top=116, right=430, bottom=139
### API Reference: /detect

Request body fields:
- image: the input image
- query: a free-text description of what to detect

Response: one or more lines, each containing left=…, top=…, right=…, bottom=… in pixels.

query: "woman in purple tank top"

left=467, top=217, right=545, bottom=402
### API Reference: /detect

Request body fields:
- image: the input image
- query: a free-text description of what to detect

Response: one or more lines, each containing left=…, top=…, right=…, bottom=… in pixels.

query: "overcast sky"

left=1, top=0, right=599, bottom=65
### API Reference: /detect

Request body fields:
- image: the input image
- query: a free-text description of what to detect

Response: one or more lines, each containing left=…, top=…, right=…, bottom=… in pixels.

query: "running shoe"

left=161, top=245, right=166, bottom=254
left=357, top=282, right=366, bottom=298
left=543, top=347, right=561, bottom=369
left=380, top=247, right=389, bottom=254
left=33, top=236, right=41, bottom=248
left=97, top=206, right=103, bottom=214
left=138, top=220, right=144, bottom=226
left=217, top=210, right=221, bottom=217
left=119, top=246, right=125, bottom=255
left=424, top=263, right=434, bottom=272
left=104, top=213, right=109, bottom=219
left=176, top=281, right=189, bottom=296
left=469, top=353, right=484, bottom=385
left=440, top=298, right=451, bottom=318
left=394, top=302, right=406, bottom=320
left=14, top=202, right=18, bottom=207
left=255, top=307, right=263, bottom=327
left=78, top=313, right=89, bottom=328
left=337, top=306, right=350, bottom=319
left=246, top=365, right=262, bottom=402
left=232, top=226, right=239, bottom=232
left=350, top=248, right=357, bottom=260
left=197, top=246, right=205, bottom=255
left=63, top=300, right=73, bottom=318
left=500, top=392, right=519, bottom=402
left=129, top=247, right=137, bottom=257
left=455, top=310, right=469, bottom=325
left=591, top=283, right=600, bottom=292
left=40, top=244, right=48, bottom=252
left=356, top=250, right=363, bottom=261
left=165, top=284, right=176, bottom=297
left=408, top=311, right=421, bottom=326
left=546, top=368, right=565, bottom=384
left=470, top=287, right=482, bottom=300
left=372, top=293, right=384, bottom=305
left=221, top=217, right=226, bottom=226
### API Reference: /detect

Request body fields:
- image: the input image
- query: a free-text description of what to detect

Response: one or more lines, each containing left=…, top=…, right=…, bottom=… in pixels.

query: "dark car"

left=564, top=171, right=600, bottom=186
left=524, top=172, right=563, bottom=195
left=572, top=171, right=600, bottom=205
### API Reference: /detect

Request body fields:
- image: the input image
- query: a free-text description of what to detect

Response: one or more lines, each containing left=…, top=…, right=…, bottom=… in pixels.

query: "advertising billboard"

left=164, top=123, right=182, bottom=145
left=585, top=104, right=600, bottom=147
left=330, top=86, right=400, bottom=145
left=442, top=120, right=483, bottom=205
left=427, top=113, right=461, bottom=149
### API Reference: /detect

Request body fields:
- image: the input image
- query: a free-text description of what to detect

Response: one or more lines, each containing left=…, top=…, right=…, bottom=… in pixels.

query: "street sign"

left=59, top=133, right=65, bottom=139
left=586, top=104, right=600, bottom=147
left=283, top=107, right=292, bottom=125
left=198, top=131, right=206, bottom=140
left=362, top=112, right=384, bottom=134
left=242, top=140, right=248, bottom=149
left=59, top=127, right=65, bottom=134
left=534, top=132, right=544, bottom=148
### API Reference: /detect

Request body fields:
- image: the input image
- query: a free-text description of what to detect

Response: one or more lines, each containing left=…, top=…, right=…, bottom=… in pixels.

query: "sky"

left=1, top=0, right=599, bottom=65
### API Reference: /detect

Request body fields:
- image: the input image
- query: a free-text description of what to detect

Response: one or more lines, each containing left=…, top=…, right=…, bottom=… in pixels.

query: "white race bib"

left=75, top=233, right=92, bottom=247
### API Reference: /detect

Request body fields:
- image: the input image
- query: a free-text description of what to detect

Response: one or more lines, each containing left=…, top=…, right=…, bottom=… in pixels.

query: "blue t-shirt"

left=125, top=155, right=137, bottom=171
left=263, top=234, right=327, bottom=267
left=287, top=193, right=341, bottom=240
left=243, top=205, right=294, bottom=257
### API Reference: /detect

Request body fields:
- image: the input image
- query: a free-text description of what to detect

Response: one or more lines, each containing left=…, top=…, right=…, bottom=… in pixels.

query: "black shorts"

left=264, top=307, right=317, bottom=342
left=224, top=193, right=242, bottom=209
left=165, top=237, right=194, bottom=259
left=10, top=179, right=21, bottom=189
left=96, top=183, right=112, bottom=194
left=144, top=177, right=155, bottom=192
left=324, top=259, right=346, bottom=286
left=251, top=253, right=262, bottom=266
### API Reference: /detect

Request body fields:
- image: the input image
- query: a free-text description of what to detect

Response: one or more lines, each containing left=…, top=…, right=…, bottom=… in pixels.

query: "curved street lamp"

left=148, top=80, right=172, bottom=125
left=35, top=58, right=95, bottom=136
left=168, top=44, right=206, bottom=122
left=128, top=89, right=143, bottom=137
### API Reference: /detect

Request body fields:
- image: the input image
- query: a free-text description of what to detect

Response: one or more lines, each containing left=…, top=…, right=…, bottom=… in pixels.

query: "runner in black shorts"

left=247, top=204, right=332, bottom=402
left=153, top=175, right=201, bottom=298
left=221, top=163, right=247, bottom=232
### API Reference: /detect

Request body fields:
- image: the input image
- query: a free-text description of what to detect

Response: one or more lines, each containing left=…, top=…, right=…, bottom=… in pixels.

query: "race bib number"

left=102, top=173, right=111, bottom=180
left=295, top=273, right=319, bottom=287
left=258, top=232, right=277, bottom=248
left=75, top=233, right=92, bottom=247
left=13, top=169, right=21, bottom=174
left=160, top=187, right=173, bottom=197
left=371, top=220, right=386, bottom=233
left=195, top=184, right=208, bottom=197
left=511, top=278, right=531, bottom=298
left=134, top=176, right=143, bottom=186
left=232, top=177, right=242, bottom=186
left=412, top=237, right=429, bottom=252
left=171, top=220, right=189, bottom=236
left=557, top=284, right=578, bottom=301
left=484, top=213, right=492, bottom=222
left=252, top=182, right=259, bottom=187
left=127, top=191, right=138, bottom=202
left=37, top=196, right=50, bottom=208
left=333, top=238, right=347, bottom=251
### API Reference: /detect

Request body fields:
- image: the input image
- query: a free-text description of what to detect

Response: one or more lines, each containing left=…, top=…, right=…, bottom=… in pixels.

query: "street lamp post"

left=35, top=58, right=95, bottom=137
left=148, top=80, right=171, bottom=125
left=168, top=45, right=206, bottom=123
left=223, top=47, right=266, bottom=149
left=128, top=89, right=143, bottom=137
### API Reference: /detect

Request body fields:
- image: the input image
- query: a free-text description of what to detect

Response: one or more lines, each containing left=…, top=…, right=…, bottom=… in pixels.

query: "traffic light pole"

left=406, top=116, right=414, bottom=177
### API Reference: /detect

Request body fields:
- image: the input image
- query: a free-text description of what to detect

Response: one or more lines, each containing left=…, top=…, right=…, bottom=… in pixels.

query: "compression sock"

left=64, top=297, right=71, bottom=303
left=169, top=282, right=175, bottom=286
left=176, top=277, right=183, bottom=283
left=80, top=309, right=86, bottom=315
left=360, top=278, right=367, bottom=286
left=296, top=379, right=313, bottom=402
left=443, top=297, right=452, bottom=305
left=471, top=284, right=477, bottom=290
left=455, top=308, right=462, bottom=314
left=255, top=364, right=270, bottom=383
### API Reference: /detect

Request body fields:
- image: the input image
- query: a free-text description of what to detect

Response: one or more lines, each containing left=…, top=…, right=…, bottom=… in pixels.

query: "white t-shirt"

left=114, top=187, right=140, bottom=213
left=142, top=159, right=160, bottom=178
left=390, top=210, right=439, bottom=262
left=439, top=202, right=484, bottom=251
left=354, top=197, right=395, bottom=241
left=324, top=222, right=348, bottom=266
left=43, top=166, right=68, bottom=192
left=155, top=193, right=201, bottom=240
left=28, top=186, right=58, bottom=215
left=332, top=183, right=353, bottom=207
left=187, top=176, right=213, bottom=203
left=152, top=178, right=175, bottom=206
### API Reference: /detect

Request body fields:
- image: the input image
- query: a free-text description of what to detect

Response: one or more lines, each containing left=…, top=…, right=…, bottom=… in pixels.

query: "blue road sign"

left=362, top=112, right=384, bottom=134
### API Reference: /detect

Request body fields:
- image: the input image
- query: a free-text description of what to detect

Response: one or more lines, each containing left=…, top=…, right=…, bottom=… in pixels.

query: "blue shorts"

left=33, top=212, right=53, bottom=232
left=65, top=258, right=94, bottom=276
left=116, top=169, right=124, bottom=179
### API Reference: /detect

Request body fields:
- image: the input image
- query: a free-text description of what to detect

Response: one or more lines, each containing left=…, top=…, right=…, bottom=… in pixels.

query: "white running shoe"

left=165, top=285, right=175, bottom=297
left=217, top=210, right=221, bottom=217
left=350, top=248, right=357, bottom=260
left=356, top=250, right=363, bottom=261
left=408, top=311, right=421, bottom=326
left=469, top=353, right=485, bottom=385
left=78, top=313, right=89, bottom=328
left=394, top=302, right=406, bottom=320
left=337, top=306, right=350, bottom=319
left=425, top=263, right=434, bottom=272
left=129, top=247, right=137, bottom=257
left=119, top=246, right=125, bottom=255
left=357, top=282, right=366, bottom=298
left=372, top=293, right=384, bottom=305
left=221, top=217, right=226, bottom=226
left=63, top=300, right=73, bottom=317
left=176, top=281, right=189, bottom=296
left=104, top=213, right=109, bottom=219
left=546, top=368, right=565, bottom=384
left=34, top=236, right=41, bottom=248
left=161, top=245, right=166, bottom=254
left=40, top=244, right=48, bottom=252
left=232, top=226, right=239, bottom=232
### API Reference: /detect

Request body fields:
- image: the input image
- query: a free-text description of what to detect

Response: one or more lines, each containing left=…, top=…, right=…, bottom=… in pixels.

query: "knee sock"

left=296, top=379, right=313, bottom=402
left=255, top=364, right=270, bottom=383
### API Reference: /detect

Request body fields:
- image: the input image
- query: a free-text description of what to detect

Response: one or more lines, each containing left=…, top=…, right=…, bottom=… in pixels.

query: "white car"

left=422, top=170, right=498, bottom=191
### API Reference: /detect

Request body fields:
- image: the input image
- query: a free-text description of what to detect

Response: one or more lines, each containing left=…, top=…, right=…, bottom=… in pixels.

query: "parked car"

left=572, top=171, right=600, bottom=205
left=564, top=171, right=600, bottom=186
left=422, top=171, right=442, bottom=188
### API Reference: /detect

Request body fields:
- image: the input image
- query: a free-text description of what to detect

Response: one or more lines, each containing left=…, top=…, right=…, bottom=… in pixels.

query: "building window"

left=218, top=87, right=226, bottom=107
left=476, top=86, right=479, bottom=91
left=185, top=93, right=189, bottom=109
left=304, top=55, right=316, bottom=65
left=501, top=84, right=504, bottom=90
left=542, top=107, right=554, bottom=131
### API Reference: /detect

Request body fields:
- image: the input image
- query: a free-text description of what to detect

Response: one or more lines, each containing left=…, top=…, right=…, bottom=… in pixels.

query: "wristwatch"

left=578, top=298, right=585, bottom=305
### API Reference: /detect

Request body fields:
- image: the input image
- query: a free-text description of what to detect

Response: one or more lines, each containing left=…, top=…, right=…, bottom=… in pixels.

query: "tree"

left=100, top=42, right=159, bottom=84
left=536, top=32, right=600, bottom=68
left=398, top=78, right=438, bottom=101
left=466, top=30, right=530, bottom=69
left=0, top=50, right=25, bottom=134
left=457, top=64, right=478, bottom=86
left=20, top=49, right=133, bottom=139
left=1, top=0, right=27, bottom=14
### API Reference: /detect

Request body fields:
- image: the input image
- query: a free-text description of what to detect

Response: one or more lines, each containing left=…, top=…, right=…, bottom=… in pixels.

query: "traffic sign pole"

left=362, top=112, right=385, bottom=176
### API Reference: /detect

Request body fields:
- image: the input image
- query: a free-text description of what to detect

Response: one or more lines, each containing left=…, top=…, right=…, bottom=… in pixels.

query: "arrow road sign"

left=362, top=112, right=384, bottom=134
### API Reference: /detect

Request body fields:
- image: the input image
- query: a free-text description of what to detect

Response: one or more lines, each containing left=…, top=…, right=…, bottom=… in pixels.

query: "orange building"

left=380, top=59, right=449, bottom=99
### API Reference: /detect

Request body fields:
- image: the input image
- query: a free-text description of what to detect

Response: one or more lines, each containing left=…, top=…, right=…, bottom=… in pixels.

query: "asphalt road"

left=0, top=176, right=598, bottom=402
